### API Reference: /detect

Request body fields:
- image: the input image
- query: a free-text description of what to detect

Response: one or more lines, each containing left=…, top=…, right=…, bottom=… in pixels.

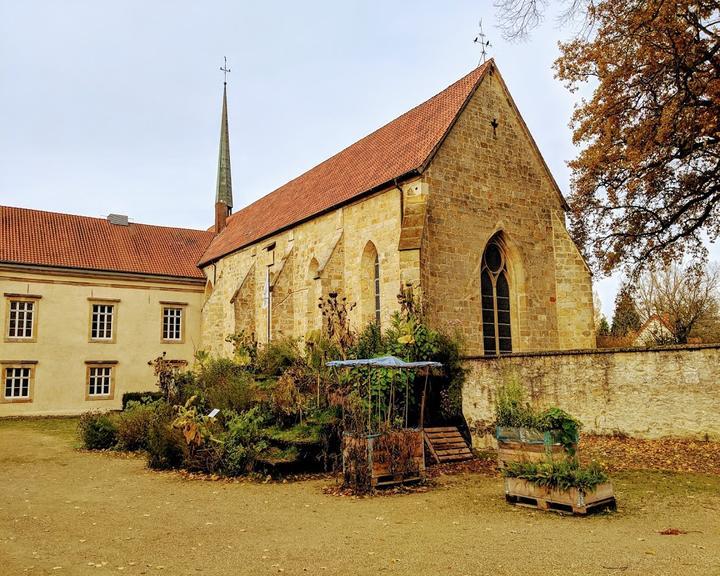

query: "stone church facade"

left=0, top=60, right=595, bottom=415
left=199, top=61, right=595, bottom=357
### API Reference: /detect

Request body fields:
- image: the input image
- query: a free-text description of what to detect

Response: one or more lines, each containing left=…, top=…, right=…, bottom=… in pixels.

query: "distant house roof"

left=199, top=61, right=494, bottom=266
left=0, top=205, right=214, bottom=280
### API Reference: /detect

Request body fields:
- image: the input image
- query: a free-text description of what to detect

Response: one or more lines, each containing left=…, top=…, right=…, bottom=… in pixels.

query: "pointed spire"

left=216, top=82, right=233, bottom=210
left=214, top=60, right=233, bottom=233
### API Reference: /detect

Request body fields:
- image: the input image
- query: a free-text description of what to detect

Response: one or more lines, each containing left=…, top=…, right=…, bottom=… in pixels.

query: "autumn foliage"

left=554, top=0, right=720, bottom=274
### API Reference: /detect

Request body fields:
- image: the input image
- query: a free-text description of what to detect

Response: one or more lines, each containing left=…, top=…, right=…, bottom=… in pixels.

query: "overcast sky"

left=2, top=1, right=715, bottom=318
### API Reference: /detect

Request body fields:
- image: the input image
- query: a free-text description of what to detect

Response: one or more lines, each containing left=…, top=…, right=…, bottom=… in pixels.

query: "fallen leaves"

left=580, top=435, right=720, bottom=475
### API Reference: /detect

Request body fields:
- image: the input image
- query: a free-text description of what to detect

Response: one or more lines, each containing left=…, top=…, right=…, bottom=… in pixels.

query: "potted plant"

left=495, top=381, right=580, bottom=467
left=503, top=459, right=616, bottom=515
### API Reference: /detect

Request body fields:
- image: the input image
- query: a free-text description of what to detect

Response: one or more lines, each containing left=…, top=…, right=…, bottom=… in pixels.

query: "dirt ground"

left=1, top=419, right=718, bottom=576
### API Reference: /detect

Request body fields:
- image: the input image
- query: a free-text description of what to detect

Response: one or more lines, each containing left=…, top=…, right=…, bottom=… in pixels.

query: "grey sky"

left=2, top=1, right=715, bottom=318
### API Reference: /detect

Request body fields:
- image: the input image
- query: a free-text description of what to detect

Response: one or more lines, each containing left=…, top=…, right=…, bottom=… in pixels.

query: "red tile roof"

left=199, top=62, right=492, bottom=265
left=0, top=206, right=213, bottom=279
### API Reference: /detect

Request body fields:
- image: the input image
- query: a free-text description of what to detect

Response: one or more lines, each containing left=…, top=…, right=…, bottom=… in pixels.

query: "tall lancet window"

left=361, top=241, right=381, bottom=327
left=481, top=236, right=512, bottom=356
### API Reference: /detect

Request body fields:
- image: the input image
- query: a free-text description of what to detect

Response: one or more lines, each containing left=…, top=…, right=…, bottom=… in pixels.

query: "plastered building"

left=1, top=60, right=595, bottom=415
left=0, top=209, right=212, bottom=415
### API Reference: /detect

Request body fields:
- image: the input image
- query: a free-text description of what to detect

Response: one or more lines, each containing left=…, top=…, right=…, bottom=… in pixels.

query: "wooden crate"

left=504, top=478, right=616, bottom=515
left=343, top=430, right=425, bottom=488
left=496, top=426, right=576, bottom=468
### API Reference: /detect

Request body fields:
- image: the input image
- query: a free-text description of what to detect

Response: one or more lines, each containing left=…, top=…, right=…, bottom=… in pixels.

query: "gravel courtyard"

left=1, top=418, right=718, bottom=576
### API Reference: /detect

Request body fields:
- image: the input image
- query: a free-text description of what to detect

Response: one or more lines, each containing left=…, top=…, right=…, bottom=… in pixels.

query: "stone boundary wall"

left=462, top=344, right=720, bottom=441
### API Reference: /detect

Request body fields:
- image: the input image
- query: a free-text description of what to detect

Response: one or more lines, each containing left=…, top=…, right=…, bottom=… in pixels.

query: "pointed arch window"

left=361, top=242, right=381, bottom=327
left=481, top=237, right=512, bottom=356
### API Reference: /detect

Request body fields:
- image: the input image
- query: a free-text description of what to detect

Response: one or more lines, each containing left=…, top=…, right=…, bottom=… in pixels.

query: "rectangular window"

left=162, top=307, right=183, bottom=341
left=5, top=295, right=41, bottom=341
left=3, top=365, right=34, bottom=402
left=87, top=365, right=114, bottom=398
left=8, top=300, right=34, bottom=339
left=90, top=304, right=114, bottom=341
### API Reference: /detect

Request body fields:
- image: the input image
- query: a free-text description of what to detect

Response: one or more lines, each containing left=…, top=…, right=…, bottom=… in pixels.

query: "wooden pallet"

left=424, top=427, right=473, bottom=463
left=505, top=478, right=616, bottom=515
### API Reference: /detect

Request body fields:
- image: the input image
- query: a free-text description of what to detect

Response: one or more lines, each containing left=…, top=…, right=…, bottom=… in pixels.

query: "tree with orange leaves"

left=497, top=0, right=720, bottom=275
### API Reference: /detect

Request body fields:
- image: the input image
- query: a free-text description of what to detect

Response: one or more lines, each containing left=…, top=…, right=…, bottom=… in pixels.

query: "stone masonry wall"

left=200, top=181, right=422, bottom=356
left=462, top=345, right=720, bottom=440
left=422, top=68, right=595, bottom=355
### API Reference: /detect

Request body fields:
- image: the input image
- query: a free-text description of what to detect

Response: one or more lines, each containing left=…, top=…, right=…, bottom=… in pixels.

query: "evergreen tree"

left=597, top=316, right=610, bottom=337
left=610, top=286, right=641, bottom=337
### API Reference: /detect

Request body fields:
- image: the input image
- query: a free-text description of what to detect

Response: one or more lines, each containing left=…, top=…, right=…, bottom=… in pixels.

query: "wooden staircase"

left=423, top=427, right=473, bottom=464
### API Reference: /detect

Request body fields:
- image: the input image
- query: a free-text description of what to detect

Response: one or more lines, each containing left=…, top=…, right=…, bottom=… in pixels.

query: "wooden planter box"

left=504, top=477, right=616, bottom=515
left=496, top=426, right=577, bottom=468
left=342, top=429, right=425, bottom=489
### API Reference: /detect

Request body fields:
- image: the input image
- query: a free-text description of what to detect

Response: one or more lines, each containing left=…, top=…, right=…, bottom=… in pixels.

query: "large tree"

left=634, top=262, right=720, bottom=343
left=496, top=0, right=720, bottom=275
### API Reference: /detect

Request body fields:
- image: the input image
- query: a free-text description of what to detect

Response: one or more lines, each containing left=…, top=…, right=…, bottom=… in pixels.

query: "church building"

left=200, top=60, right=595, bottom=357
left=0, top=60, right=595, bottom=416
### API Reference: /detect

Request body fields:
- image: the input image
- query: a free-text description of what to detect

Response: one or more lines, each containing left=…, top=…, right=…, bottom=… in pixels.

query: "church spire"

left=214, top=57, right=233, bottom=233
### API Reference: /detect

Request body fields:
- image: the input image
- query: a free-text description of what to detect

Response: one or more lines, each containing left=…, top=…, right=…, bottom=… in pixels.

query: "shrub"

left=494, top=378, right=536, bottom=428
left=171, top=397, right=225, bottom=473
left=503, top=459, right=608, bottom=493
left=121, top=391, right=163, bottom=410
left=255, top=337, right=301, bottom=377
left=146, top=403, right=186, bottom=469
left=193, top=358, right=257, bottom=412
left=116, top=401, right=160, bottom=451
left=78, top=412, right=118, bottom=450
left=224, top=406, right=269, bottom=475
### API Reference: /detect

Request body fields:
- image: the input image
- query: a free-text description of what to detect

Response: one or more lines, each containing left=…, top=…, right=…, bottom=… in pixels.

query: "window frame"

left=85, top=362, right=117, bottom=400
left=1, top=361, right=36, bottom=403
left=88, top=299, right=119, bottom=343
left=4, top=294, right=41, bottom=343
left=160, top=302, right=187, bottom=343
left=481, top=238, right=513, bottom=357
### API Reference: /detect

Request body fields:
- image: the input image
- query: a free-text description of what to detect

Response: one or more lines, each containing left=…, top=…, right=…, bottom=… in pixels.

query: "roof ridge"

left=202, top=62, right=492, bottom=264
left=225, top=63, right=491, bottom=228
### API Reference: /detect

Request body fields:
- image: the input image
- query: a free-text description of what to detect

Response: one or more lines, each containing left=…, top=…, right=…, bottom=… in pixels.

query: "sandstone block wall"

left=422, top=68, right=595, bottom=354
left=462, top=345, right=720, bottom=440
left=200, top=180, right=423, bottom=355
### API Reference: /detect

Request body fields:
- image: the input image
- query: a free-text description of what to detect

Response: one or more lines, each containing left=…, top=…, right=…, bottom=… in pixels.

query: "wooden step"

left=423, top=427, right=473, bottom=464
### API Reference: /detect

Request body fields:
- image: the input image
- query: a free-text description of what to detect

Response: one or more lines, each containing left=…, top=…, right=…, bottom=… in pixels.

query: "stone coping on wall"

left=462, top=342, right=720, bottom=361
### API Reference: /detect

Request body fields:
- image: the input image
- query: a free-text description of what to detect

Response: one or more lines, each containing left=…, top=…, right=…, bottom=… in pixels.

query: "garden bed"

left=342, top=429, right=425, bottom=489
left=504, top=477, right=616, bottom=515
left=496, top=426, right=576, bottom=468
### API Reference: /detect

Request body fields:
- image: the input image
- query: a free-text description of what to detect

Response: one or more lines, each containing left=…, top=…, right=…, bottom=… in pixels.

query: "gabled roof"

left=199, top=61, right=494, bottom=266
left=0, top=206, right=214, bottom=280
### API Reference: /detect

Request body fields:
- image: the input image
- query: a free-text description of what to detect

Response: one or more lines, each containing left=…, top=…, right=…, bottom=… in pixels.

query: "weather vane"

left=474, top=19, right=492, bottom=65
left=220, top=56, right=231, bottom=84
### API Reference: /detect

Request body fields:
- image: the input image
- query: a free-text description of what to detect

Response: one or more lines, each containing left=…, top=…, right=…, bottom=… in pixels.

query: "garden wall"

left=462, top=344, right=720, bottom=441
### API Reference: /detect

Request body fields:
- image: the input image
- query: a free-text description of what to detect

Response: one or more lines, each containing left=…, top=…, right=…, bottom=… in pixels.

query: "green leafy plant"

left=536, top=407, right=581, bottom=455
left=255, top=337, right=301, bottom=377
left=494, top=378, right=536, bottom=428
left=78, top=412, right=118, bottom=450
left=503, top=459, right=609, bottom=493
left=224, top=406, right=269, bottom=475
left=121, top=392, right=163, bottom=410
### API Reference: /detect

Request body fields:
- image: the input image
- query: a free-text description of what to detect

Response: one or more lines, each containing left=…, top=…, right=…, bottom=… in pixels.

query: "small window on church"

left=360, top=241, right=381, bottom=327
left=481, top=236, right=512, bottom=356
